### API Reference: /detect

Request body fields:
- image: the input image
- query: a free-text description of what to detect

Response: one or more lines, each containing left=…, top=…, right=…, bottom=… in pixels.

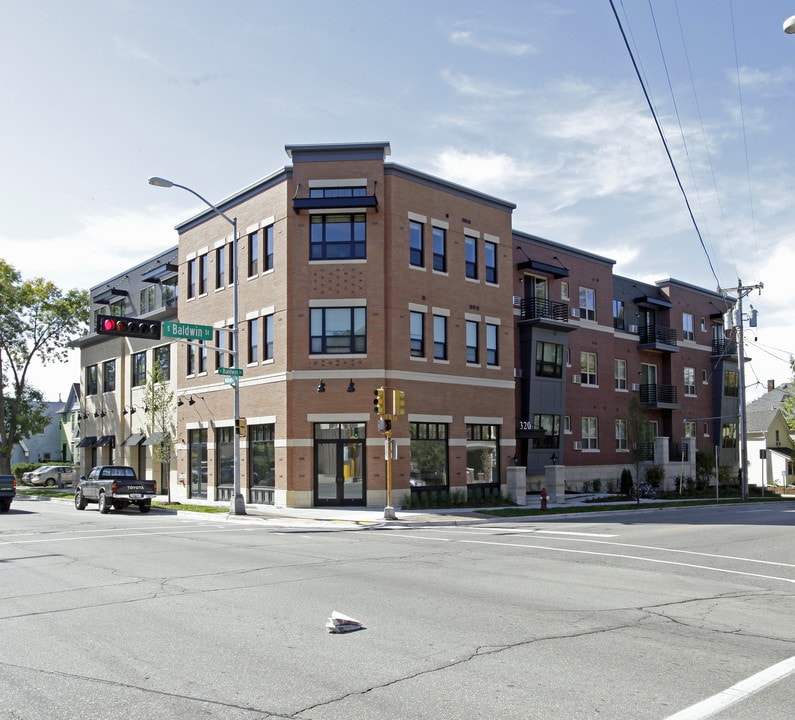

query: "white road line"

left=0, top=527, right=235, bottom=546
left=663, top=656, right=795, bottom=719
left=460, top=539, right=795, bottom=585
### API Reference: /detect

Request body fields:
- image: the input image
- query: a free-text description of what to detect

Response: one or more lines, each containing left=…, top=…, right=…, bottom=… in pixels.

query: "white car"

left=29, top=465, right=75, bottom=487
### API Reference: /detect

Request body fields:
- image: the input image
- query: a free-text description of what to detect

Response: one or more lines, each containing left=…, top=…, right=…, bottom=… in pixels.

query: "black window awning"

left=143, top=263, right=178, bottom=284
left=517, top=259, right=569, bottom=279
left=634, top=294, right=672, bottom=309
left=122, top=433, right=146, bottom=447
left=95, top=435, right=116, bottom=448
left=77, top=436, right=97, bottom=448
left=92, top=288, right=130, bottom=304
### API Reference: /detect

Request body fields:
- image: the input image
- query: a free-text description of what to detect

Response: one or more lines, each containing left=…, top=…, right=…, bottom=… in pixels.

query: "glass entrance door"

left=314, top=423, right=366, bottom=506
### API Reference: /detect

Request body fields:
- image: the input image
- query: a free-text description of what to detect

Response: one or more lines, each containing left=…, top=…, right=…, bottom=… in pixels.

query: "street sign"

left=224, top=376, right=238, bottom=385
left=162, top=321, right=214, bottom=342
left=217, top=367, right=243, bottom=377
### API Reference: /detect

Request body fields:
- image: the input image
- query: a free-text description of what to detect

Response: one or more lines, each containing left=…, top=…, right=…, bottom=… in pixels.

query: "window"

left=248, top=231, right=259, bottom=277
left=561, top=281, right=570, bottom=301
left=264, top=224, right=274, bottom=271
left=615, top=419, right=628, bottom=451
left=432, top=226, right=446, bottom=272
left=310, top=187, right=367, bottom=198
left=684, top=367, right=696, bottom=396
left=486, top=323, right=498, bottom=366
left=187, top=258, right=196, bottom=299
left=466, top=320, right=479, bottom=364
left=188, top=428, right=207, bottom=499
left=250, top=424, right=275, bottom=488
left=613, top=299, right=625, bottom=330
left=580, top=351, right=597, bottom=386
left=465, top=236, right=477, bottom=279
left=154, top=345, right=170, bottom=380
left=579, top=287, right=596, bottom=321
left=684, top=421, right=696, bottom=438
left=186, top=344, right=195, bottom=376
left=248, top=319, right=259, bottom=364
left=721, top=422, right=738, bottom=448
left=103, top=360, right=116, bottom=393
left=410, top=422, right=448, bottom=487
left=485, top=241, right=497, bottom=284
left=216, top=427, right=234, bottom=486
left=702, top=369, right=709, bottom=385
left=310, top=214, right=366, bottom=260
left=215, top=246, right=225, bottom=289
left=162, top=277, right=177, bottom=307
left=216, top=327, right=233, bottom=370
left=132, top=351, right=146, bottom=387
left=140, top=286, right=156, bottom=315
left=85, top=365, right=98, bottom=396
left=198, top=253, right=208, bottom=295
left=582, top=416, right=599, bottom=450
left=264, top=313, right=274, bottom=361
left=310, top=307, right=366, bottom=354
left=466, top=424, right=499, bottom=484
left=198, top=340, right=207, bottom=374
left=228, top=241, right=236, bottom=285
left=614, top=359, right=627, bottom=390
left=683, top=313, right=695, bottom=341
left=536, top=341, right=563, bottom=378
left=532, top=414, right=560, bottom=449
left=433, top=315, right=447, bottom=360
left=410, top=311, right=424, bottom=358
left=409, top=220, right=424, bottom=267
left=724, top=370, right=739, bottom=397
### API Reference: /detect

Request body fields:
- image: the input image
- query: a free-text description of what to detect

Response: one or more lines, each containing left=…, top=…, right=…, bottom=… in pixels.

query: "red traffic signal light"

left=96, top=314, right=161, bottom=340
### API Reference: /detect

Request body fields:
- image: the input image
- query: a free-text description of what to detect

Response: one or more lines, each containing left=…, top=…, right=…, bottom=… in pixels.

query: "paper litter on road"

left=326, top=610, right=365, bottom=633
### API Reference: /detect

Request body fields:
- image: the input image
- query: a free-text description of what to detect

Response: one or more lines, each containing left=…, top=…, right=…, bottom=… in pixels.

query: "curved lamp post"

left=148, top=176, right=246, bottom=515
left=784, top=15, right=795, bottom=33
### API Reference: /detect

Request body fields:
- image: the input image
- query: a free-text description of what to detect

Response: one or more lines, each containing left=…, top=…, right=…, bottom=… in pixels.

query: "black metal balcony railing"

left=520, top=297, right=569, bottom=323
left=638, top=324, right=677, bottom=347
left=640, top=383, right=678, bottom=406
left=712, top=338, right=738, bottom=357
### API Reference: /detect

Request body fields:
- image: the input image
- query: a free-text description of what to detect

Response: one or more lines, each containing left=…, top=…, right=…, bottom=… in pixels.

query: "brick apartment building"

left=75, top=141, right=740, bottom=505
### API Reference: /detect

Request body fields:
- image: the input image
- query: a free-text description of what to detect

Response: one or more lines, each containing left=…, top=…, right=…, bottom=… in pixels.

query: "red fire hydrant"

left=540, top=487, right=548, bottom=511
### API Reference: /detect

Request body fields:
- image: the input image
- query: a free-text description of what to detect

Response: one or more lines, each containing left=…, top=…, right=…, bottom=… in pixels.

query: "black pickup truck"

left=75, top=465, right=156, bottom=514
left=0, top=474, right=15, bottom=512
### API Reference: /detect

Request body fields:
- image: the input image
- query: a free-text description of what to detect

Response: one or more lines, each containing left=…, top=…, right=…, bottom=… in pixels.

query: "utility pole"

left=718, top=279, right=763, bottom=501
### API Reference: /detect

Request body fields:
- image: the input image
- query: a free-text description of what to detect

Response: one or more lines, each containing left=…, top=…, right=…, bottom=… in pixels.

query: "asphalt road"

left=1, top=496, right=794, bottom=719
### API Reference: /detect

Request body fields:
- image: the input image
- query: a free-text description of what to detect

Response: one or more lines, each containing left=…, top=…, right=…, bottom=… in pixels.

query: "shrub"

left=592, top=478, right=602, bottom=492
left=644, top=465, right=665, bottom=489
left=620, top=468, right=633, bottom=496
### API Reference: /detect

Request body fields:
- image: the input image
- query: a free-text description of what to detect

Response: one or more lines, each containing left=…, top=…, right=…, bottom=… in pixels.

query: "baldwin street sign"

left=162, top=321, right=214, bottom=342
left=217, top=367, right=243, bottom=377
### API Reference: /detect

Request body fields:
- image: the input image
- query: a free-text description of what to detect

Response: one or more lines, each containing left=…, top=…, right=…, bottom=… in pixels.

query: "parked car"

left=29, top=465, right=75, bottom=487
left=75, top=465, right=156, bottom=514
left=0, top=475, right=15, bottom=512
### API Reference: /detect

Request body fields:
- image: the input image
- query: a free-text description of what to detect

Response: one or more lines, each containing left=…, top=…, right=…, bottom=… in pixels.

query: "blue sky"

left=2, top=0, right=794, bottom=401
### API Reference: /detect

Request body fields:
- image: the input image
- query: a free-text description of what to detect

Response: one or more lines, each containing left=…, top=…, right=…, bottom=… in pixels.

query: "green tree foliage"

left=626, top=395, right=654, bottom=504
left=142, top=360, right=175, bottom=501
left=0, top=260, right=89, bottom=473
left=781, top=357, right=795, bottom=431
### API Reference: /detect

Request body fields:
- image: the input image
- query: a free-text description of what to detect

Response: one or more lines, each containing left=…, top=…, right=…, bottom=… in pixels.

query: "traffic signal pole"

left=374, top=387, right=405, bottom=520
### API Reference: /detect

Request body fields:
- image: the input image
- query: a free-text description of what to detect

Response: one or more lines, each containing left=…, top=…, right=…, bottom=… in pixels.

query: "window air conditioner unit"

left=514, top=368, right=522, bottom=378
left=573, top=441, right=582, bottom=450
left=631, top=383, right=640, bottom=391
left=571, top=307, right=580, bottom=318
left=628, top=324, right=638, bottom=334
left=572, top=374, right=581, bottom=384
left=512, top=295, right=522, bottom=307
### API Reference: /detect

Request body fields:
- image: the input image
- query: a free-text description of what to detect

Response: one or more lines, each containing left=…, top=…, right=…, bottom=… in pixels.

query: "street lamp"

left=148, top=176, right=246, bottom=515
left=784, top=15, right=795, bottom=33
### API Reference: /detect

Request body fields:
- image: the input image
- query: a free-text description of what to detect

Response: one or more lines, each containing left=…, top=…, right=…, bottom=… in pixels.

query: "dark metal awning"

left=142, top=432, right=165, bottom=446
left=768, top=446, right=794, bottom=458
left=77, top=436, right=97, bottom=448
left=517, top=259, right=569, bottom=279
left=142, top=263, right=178, bottom=284
left=92, top=288, right=130, bottom=304
left=95, top=435, right=116, bottom=448
left=634, top=294, right=672, bottom=309
left=122, top=433, right=146, bottom=447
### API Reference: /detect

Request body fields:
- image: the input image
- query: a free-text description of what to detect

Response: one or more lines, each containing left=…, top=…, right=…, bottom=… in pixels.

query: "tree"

left=0, top=261, right=89, bottom=473
left=626, top=395, right=654, bottom=504
left=141, top=361, right=175, bottom=502
left=781, top=356, right=795, bottom=431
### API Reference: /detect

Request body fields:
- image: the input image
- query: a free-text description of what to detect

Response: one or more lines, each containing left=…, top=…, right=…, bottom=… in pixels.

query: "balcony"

left=712, top=338, right=738, bottom=358
left=637, top=324, right=678, bottom=352
left=518, top=298, right=576, bottom=332
left=640, top=383, right=680, bottom=410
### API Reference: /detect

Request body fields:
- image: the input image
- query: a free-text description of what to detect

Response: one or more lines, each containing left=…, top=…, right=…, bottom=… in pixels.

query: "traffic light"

left=373, top=387, right=386, bottom=415
left=236, top=418, right=247, bottom=437
left=97, top=314, right=162, bottom=340
left=378, top=418, right=392, bottom=433
left=393, top=389, right=406, bottom=415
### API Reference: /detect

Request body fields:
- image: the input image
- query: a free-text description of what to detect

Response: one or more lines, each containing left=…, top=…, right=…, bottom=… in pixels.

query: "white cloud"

left=449, top=29, right=536, bottom=56
left=440, top=69, right=526, bottom=99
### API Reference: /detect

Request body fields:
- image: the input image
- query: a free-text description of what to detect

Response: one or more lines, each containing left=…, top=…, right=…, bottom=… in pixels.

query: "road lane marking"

left=663, top=656, right=795, bottom=719
left=0, top=527, right=238, bottom=546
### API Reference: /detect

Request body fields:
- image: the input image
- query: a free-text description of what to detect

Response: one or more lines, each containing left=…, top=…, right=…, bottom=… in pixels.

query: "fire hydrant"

left=540, top=487, right=548, bottom=511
